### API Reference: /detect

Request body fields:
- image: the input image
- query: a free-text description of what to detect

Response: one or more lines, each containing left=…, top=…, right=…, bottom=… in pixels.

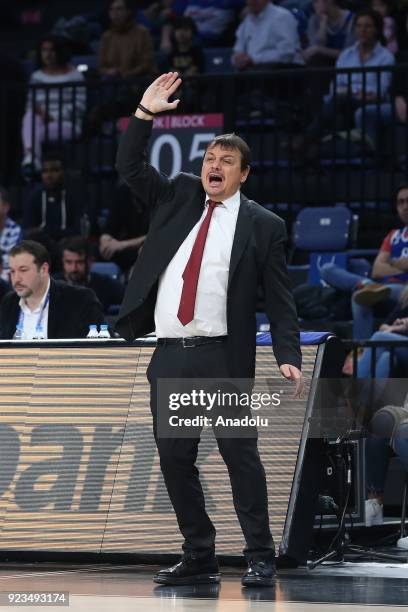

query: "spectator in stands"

left=364, top=387, right=408, bottom=532
left=163, top=16, right=203, bottom=75
left=136, top=0, right=175, bottom=40
left=99, top=182, right=149, bottom=273
left=320, top=183, right=408, bottom=339
left=356, top=39, right=406, bottom=148
left=370, top=0, right=398, bottom=54
left=0, top=186, right=23, bottom=281
left=295, top=9, right=394, bottom=151
left=161, top=16, right=203, bottom=111
left=329, top=9, right=394, bottom=114
left=85, top=0, right=157, bottom=138
left=351, top=307, right=408, bottom=532
left=355, top=290, right=408, bottom=377
left=303, top=0, right=355, bottom=66
left=56, top=236, right=125, bottom=313
left=161, top=0, right=244, bottom=50
left=232, top=0, right=303, bottom=69
left=22, top=35, right=86, bottom=171
left=99, top=0, right=156, bottom=78
left=0, top=240, right=104, bottom=339
left=23, top=151, right=84, bottom=241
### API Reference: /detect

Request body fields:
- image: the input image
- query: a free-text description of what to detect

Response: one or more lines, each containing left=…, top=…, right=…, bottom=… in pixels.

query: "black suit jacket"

left=115, top=117, right=301, bottom=377
left=0, top=279, right=105, bottom=340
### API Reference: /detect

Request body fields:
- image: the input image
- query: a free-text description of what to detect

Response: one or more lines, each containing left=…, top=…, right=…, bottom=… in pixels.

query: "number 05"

left=189, top=134, right=216, bottom=162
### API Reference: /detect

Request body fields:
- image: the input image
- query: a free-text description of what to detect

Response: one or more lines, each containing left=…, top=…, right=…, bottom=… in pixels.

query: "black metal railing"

left=3, top=65, right=408, bottom=228
left=344, top=338, right=408, bottom=378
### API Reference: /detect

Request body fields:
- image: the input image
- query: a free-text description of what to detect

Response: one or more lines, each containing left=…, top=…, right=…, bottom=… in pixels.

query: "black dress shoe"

left=154, top=554, right=220, bottom=586
left=241, top=559, right=276, bottom=587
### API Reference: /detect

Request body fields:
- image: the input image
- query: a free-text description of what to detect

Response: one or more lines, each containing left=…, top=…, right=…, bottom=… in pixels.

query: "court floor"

left=0, top=556, right=408, bottom=612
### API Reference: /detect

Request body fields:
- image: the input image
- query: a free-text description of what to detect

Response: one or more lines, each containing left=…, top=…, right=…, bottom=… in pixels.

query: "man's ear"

left=241, top=166, right=250, bottom=183
left=40, top=262, right=50, bottom=277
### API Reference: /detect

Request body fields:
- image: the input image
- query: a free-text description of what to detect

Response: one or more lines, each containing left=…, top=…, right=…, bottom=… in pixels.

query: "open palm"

left=140, top=72, right=182, bottom=114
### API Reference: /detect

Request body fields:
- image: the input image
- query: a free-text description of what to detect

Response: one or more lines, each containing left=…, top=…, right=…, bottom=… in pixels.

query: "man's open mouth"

left=208, top=173, right=223, bottom=186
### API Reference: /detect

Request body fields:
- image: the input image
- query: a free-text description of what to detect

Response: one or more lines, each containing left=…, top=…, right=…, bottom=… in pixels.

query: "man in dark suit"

left=0, top=240, right=104, bottom=339
left=115, top=72, right=303, bottom=587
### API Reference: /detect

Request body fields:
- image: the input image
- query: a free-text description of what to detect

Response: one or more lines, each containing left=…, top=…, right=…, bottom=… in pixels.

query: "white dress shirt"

left=233, top=2, right=303, bottom=66
left=154, top=191, right=241, bottom=337
left=19, top=278, right=50, bottom=339
left=333, top=42, right=394, bottom=98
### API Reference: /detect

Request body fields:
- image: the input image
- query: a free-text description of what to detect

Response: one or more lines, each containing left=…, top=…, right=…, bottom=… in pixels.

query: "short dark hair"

left=9, top=240, right=50, bottom=268
left=108, top=0, right=134, bottom=11
left=173, top=16, right=197, bottom=35
left=42, top=150, right=65, bottom=167
left=353, top=9, right=384, bottom=42
left=36, top=34, right=72, bottom=69
left=60, top=236, right=90, bottom=258
left=205, top=133, right=251, bottom=170
left=395, top=183, right=408, bottom=203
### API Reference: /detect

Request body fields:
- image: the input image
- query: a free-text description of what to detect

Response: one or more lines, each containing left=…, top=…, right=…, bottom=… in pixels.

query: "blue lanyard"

left=18, top=289, right=50, bottom=333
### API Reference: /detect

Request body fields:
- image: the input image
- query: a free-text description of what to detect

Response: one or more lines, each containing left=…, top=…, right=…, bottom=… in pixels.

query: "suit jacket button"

left=138, top=298, right=144, bottom=304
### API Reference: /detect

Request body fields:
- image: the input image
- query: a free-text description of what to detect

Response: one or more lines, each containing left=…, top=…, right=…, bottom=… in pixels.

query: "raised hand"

left=136, top=72, right=182, bottom=117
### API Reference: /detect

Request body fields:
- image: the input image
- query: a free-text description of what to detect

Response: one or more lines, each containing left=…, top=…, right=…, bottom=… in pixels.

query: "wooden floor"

left=0, top=556, right=408, bottom=612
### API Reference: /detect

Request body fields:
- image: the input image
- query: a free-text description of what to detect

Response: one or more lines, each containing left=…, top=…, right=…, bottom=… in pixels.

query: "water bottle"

left=13, top=324, right=25, bottom=340
left=32, top=326, right=45, bottom=340
left=86, top=324, right=99, bottom=339
left=98, top=324, right=110, bottom=339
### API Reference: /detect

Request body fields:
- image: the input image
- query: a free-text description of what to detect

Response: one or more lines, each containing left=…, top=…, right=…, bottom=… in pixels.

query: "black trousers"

left=147, top=341, right=274, bottom=561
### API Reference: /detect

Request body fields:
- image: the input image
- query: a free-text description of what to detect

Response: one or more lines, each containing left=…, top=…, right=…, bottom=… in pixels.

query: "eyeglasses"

left=397, top=198, right=408, bottom=205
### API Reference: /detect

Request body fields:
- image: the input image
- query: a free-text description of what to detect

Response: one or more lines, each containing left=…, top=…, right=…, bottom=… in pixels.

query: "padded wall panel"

left=0, top=341, right=319, bottom=557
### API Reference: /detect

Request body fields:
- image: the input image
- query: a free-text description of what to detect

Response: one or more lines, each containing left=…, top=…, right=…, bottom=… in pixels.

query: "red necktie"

left=177, top=200, right=220, bottom=326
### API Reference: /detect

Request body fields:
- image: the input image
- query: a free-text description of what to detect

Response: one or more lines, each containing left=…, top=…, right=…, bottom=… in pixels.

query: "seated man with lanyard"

left=0, top=240, right=104, bottom=339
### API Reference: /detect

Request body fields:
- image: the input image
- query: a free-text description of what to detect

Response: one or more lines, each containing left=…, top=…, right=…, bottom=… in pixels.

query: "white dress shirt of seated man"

left=9, top=242, right=51, bottom=339
left=232, top=0, right=303, bottom=69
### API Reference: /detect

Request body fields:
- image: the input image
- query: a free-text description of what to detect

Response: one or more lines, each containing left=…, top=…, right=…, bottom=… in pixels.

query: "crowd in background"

left=0, top=0, right=408, bottom=350
left=5, top=0, right=408, bottom=171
